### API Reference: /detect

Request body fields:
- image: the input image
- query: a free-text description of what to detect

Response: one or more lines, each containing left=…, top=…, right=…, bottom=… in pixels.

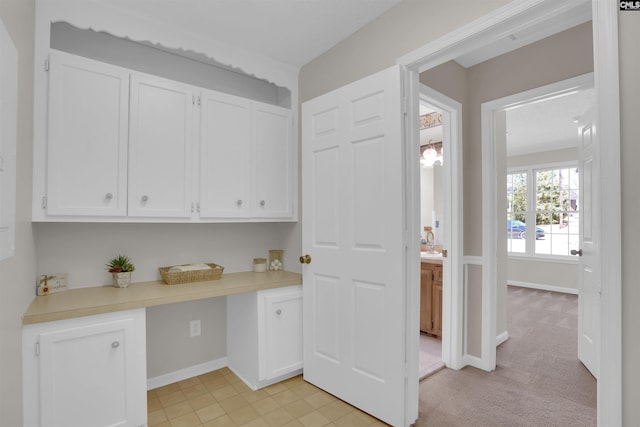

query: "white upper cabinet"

left=46, top=52, right=129, bottom=217
left=128, top=74, right=193, bottom=218
left=252, top=103, right=293, bottom=218
left=199, top=90, right=251, bottom=219
left=36, top=51, right=295, bottom=222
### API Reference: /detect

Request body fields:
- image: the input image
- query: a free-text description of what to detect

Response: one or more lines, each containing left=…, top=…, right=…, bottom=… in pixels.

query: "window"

left=507, top=164, right=579, bottom=258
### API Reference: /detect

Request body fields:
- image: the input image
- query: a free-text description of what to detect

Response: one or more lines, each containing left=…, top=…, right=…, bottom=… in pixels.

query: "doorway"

left=418, top=100, right=445, bottom=379
left=400, top=1, right=620, bottom=424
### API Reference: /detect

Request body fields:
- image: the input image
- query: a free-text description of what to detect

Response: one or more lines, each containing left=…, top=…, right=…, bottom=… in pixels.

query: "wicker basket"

left=159, top=263, right=224, bottom=285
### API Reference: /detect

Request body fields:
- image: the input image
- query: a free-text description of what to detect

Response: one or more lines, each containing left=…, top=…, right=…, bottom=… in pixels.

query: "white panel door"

left=252, top=102, right=293, bottom=218
left=47, top=52, right=129, bottom=217
left=199, top=90, right=251, bottom=218
left=577, top=110, right=600, bottom=379
left=301, top=66, right=406, bottom=426
left=128, top=74, right=193, bottom=218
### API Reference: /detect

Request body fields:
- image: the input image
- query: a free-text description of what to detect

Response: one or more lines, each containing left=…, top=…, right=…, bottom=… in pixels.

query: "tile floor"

left=418, top=333, right=445, bottom=380
left=147, top=367, right=389, bottom=427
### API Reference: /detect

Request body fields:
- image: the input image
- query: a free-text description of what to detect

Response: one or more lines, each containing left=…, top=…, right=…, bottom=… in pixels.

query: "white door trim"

left=418, top=85, right=464, bottom=370
left=397, top=1, right=621, bottom=425
left=481, top=72, right=595, bottom=374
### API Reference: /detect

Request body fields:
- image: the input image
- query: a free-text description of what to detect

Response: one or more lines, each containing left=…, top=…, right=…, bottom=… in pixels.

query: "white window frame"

left=507, top=160, right=579, bottom=262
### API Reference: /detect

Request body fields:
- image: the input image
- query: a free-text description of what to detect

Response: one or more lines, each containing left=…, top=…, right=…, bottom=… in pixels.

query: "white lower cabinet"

left=22, top=309, right=147, bottom=427
left=227, top=285, right=302, bottom=389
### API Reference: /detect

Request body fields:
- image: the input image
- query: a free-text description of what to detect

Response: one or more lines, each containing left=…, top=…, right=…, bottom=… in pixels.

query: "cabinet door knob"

left=141, top=195, right=149, bottom=202
left=111, top=341, right=120, bottom=349
left=260, top=200, right=266, bottom=207
left=276, top=309, right=282, bottom=315
left=105, top=193, right=113, bottom=200
left=237, top=199, right=243, bottom=206
left=299, top=254, right=312, bottom=264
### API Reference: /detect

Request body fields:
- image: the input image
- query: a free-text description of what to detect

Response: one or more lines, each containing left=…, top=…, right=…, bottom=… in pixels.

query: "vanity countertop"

left=421, top=253, right=443, bottom=265
left=23, top=270, right=302, bottom=325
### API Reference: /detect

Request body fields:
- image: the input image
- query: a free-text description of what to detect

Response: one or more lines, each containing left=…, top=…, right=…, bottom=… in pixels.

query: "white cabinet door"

left=199, top=90, right=251, bottom=218
left=46, top=52, right=129, bottom=216
left=227, top=285, right=302, bottom=390
left=252, top=103, right=293, bottom=218
left=23, top=310, right=147, bottom=427
left=259, top=286, right=303, bottom=380
left=128, top=74, right=193, bottom=218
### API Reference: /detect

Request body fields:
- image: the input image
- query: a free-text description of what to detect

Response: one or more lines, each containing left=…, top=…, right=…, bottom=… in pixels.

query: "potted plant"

left=106, top=254, right=135, bottom=288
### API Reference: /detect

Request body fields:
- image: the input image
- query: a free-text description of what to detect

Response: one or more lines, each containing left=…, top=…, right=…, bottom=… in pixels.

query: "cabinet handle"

left=260, top=200, right=266, bottom=207
left=105, top=193, right=113, bottom=200
left=141, top=195, right=149, bottom=202
left=237, top=199, right=243, bottom=206
left=111, top=341, right=120, bottom=349
left=276, top=309, right=282, bottom=315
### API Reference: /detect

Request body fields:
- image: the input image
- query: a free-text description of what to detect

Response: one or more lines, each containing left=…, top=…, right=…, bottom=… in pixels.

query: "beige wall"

left=0, top=1, right=37, bottom=425
left=619, top=10, right=640, bottom=425
left=299, top=0, right=511, bottom=103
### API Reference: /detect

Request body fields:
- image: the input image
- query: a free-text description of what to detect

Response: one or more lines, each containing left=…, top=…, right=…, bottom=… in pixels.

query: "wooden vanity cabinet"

left=420, top=262, right=443, bottom=337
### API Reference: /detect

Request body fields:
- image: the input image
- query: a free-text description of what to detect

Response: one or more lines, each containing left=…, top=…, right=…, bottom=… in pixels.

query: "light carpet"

left=417, top=285, right=596, bottom=426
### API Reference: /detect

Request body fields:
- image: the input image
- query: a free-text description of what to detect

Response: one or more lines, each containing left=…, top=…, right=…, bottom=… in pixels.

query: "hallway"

left=417, top=286, right=596, bottom=426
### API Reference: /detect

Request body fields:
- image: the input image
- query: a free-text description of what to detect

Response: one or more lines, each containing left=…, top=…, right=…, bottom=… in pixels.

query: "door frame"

left=418, top=85, right=464, bottom=370
left=481, top=71, right=595, bottom=373
left=398, top=0, right=620, bottom=425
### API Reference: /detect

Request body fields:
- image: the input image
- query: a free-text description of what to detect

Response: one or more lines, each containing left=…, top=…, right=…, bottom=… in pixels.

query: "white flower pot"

left=112, top=272, right=131, bottom=288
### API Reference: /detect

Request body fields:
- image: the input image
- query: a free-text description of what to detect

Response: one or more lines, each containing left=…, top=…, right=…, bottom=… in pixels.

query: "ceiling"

left=104, top=0, right=593, bottom=156
left=506, top=88, right=594, bottom=157
left=104, top=0, right=403, bottom=68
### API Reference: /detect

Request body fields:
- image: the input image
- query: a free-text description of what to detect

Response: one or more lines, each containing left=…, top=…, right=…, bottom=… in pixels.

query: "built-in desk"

left=22, top=270, right=303, bottom=427
left=22, top=270, right=302, bottom=324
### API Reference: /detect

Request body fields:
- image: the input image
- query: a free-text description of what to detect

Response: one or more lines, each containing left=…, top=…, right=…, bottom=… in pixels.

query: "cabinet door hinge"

left=197, top=96, right=201, bottom=106
left=402, top=97, right=407, bottom=116
left=42, top=196, right=47, bottom=209
left=44, top=59, right=49, bottom=72
left=197, top=202, right=200, bottom=213
left=35, top=342, right=40, bottom=357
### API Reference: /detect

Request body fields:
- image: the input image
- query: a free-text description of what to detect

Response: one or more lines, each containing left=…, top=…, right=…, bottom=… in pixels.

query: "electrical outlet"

left=189, top=320, right=201, bottom=337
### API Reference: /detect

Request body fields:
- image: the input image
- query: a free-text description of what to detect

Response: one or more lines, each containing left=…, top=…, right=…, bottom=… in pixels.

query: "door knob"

left=571, top=249, right=583, bottom=256
left=299, top=254, right=312, bottom=264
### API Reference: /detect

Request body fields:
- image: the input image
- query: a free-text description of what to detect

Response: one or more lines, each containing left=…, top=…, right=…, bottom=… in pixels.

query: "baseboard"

left=496, top=331, right=509, bottom=346
left=508, top=280, right=578, bottom=295
left=147, top=357, right=228, bottom=390
left=461, top=354, right=489, bottom=371
left=228, top=365, right=303, bottom=391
